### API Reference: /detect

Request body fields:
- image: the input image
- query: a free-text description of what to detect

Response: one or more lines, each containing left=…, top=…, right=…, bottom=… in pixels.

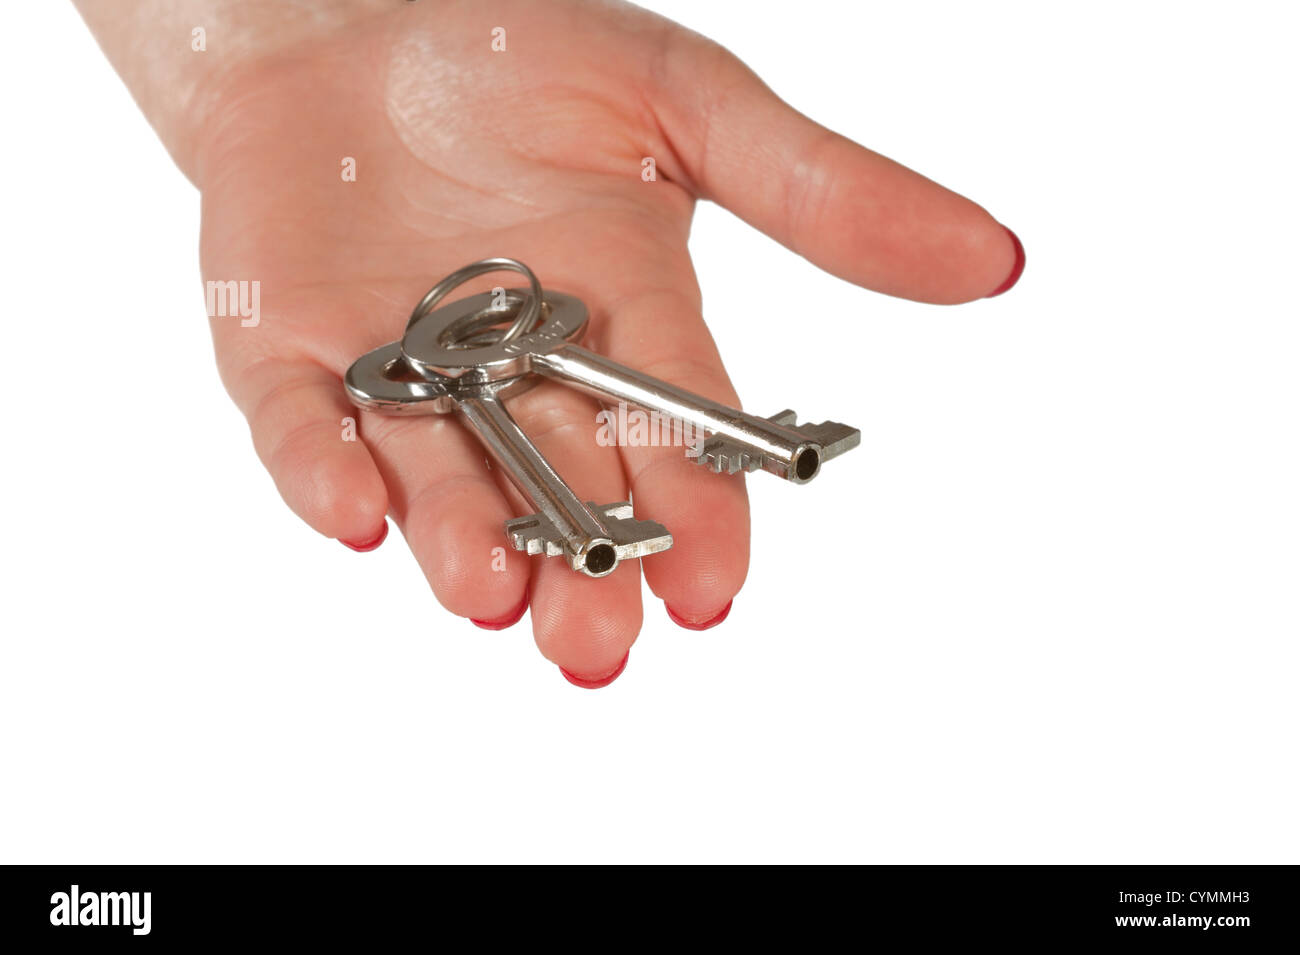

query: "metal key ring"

left=401, top=287, right=588, bottom=384
left=404, top=257, right=543, bottom=344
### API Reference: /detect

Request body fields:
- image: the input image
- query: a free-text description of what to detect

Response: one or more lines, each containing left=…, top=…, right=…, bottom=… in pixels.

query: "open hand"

left=188, top=0, right=1021, bottom=684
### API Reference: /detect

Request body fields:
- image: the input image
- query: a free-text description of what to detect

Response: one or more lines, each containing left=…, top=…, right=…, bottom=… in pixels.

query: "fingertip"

left=530, top=564, right=642, bottom=678
left=665, top=598, right=733, bottom=631
left=282, top=433, right=387, bottom=540
left=419, top=511, right=531, bottom=623
left=559, top=650, right=629, bottom=689
left=340, top=519, right=389, bottom=552
left=637, top=469, right=748, bottom=623
left=984, top=226, right=1026, bottom=298
left=472, top=592, right=530, bottom=631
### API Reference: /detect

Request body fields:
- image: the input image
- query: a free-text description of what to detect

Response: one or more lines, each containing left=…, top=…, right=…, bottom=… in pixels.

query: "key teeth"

left=505, top=503, right=673, bottom=561
left=768, top=409, right=799, bottom=427
left=687, top=410, right=861, bottom=479
left=798, top=421, right=861, bottom=461
left=690, top=438, right=760, bottom=474
left=769, top=410, right=861, bottom=462
left=590, top=502, right=674, bottom=558
left=505, top=515, right=565, bottom=556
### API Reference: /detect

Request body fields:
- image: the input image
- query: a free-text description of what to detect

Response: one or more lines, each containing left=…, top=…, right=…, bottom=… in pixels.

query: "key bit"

left=765, top=410, right=863, bottom=470
left=506, top=502, right=673, bottom=573
left=690, top=411, right=861, bottom=483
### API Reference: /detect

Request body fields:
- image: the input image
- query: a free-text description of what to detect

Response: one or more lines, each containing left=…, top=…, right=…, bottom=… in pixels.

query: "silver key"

left=534, top=348, right=859, bottom=483
left=401, top=294, right=861, bottom=486
left=347, top=286, right=671, bottom=578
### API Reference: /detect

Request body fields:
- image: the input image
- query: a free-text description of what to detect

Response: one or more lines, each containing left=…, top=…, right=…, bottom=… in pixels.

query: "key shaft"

left=531, top=345, right=854, bottom=483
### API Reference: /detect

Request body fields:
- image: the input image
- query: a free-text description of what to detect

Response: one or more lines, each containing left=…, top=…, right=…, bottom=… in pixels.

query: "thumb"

left=649, top=34, right=1023, bottom=304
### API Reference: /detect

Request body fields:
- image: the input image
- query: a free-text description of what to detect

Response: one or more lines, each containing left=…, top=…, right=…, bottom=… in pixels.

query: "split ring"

left=404, top=257, right=544, bottom=344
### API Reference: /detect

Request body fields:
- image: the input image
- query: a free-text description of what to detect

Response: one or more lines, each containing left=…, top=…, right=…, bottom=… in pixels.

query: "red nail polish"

left=665, top=598, right=733, bottom=631
left=559, top=651, right=629, bottom=689
left=471, top=593, right=529, bottom=631
left=985, top=226, right=1025, bottom=298
left=340, top=521, right=388, bottom=552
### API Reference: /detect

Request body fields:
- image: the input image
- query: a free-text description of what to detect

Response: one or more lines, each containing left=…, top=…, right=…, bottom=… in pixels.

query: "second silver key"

left=402, top=292, right=861, bottom=484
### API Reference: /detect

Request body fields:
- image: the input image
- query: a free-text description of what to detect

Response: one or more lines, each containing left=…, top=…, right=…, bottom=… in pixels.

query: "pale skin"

left=74, top=0, right=1022, bottom=684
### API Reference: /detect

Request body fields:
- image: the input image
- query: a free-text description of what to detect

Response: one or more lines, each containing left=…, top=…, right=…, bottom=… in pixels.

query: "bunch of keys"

left=345, top=258, right=860, bottom=578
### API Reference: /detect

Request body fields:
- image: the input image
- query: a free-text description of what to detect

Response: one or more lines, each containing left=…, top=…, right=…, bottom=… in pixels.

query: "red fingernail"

left=665, top=598, right=733, bottom=631
left=340, top=520, right=389, bottom=552
left=985, top=226, right=1025, bottom=298
left=559, top=651, right=629, bottom=689
left=471, top=593, right=529, bottom=631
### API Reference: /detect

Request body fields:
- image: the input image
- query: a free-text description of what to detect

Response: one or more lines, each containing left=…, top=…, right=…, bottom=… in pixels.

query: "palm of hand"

left=192, top=0, right=1016, bottom=681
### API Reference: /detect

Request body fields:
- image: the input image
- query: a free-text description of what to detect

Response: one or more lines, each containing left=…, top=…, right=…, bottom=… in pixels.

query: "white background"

left=1, top=1, right=1296, bottom=863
